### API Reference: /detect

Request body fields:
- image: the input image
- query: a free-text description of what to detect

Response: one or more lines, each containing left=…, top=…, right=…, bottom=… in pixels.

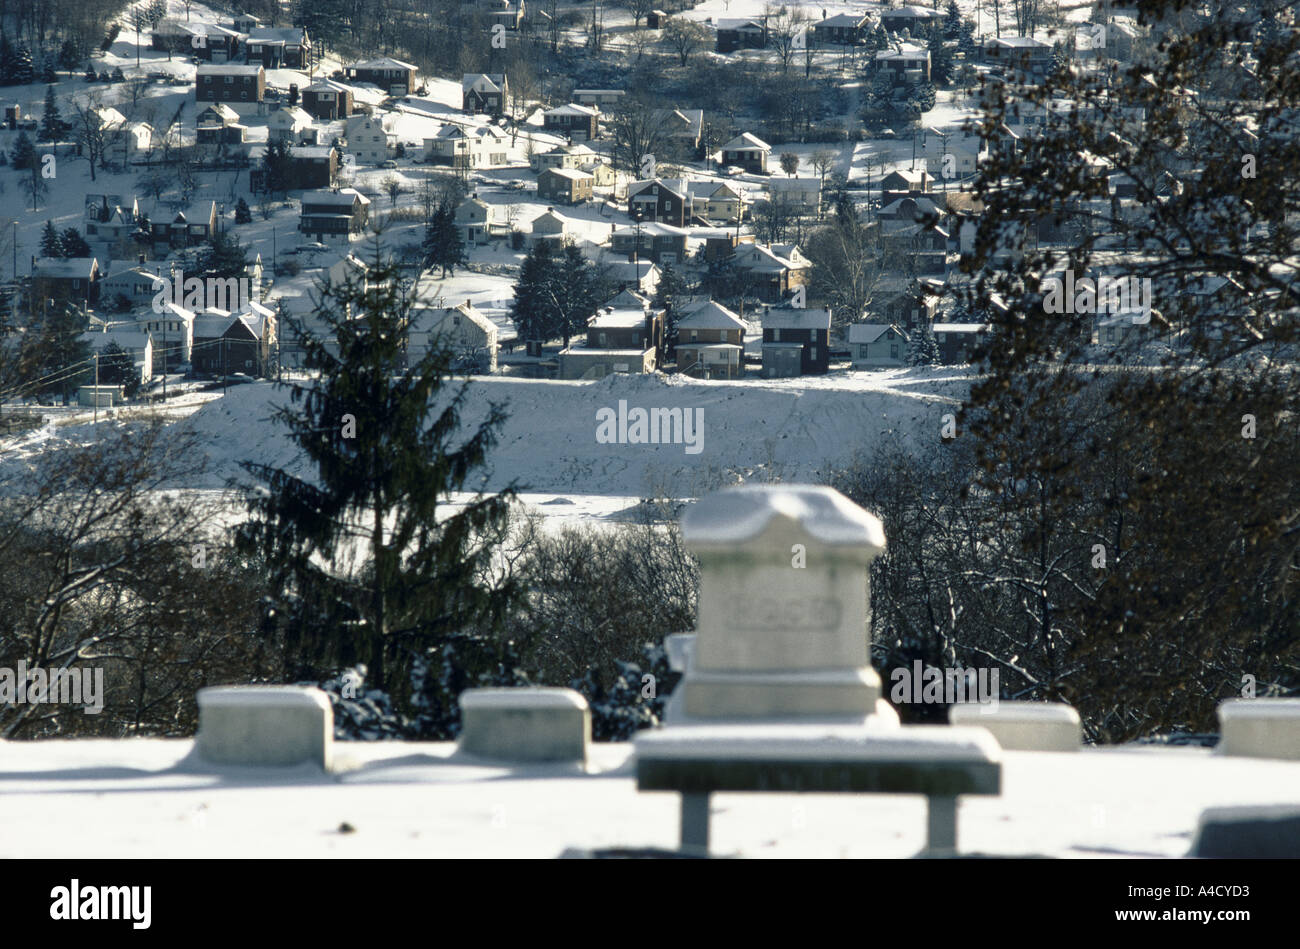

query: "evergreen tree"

left=234, top=197, right=253, bottom=224
left=509, top=242, right=561, bottom=346
left=9, top=44, right=34, bottom=86
left=653, top=260, right=690, bottom=355
left=906, top=325, right=941, bottom=366
left=0, top=34, right=15, bottom=85
left=60, top=228, right=92, bottom=258
left=554, top=242, right=601, bottom=348
left=18, top=304, right=93, bottom=403
left=10, top=131, right=35, bottom=171
left=943, top=0, right=963, bottom=40
left=38, top=86, right=63, bottom=142
left=200, top=231, right=249, bottom=279
left=261, top=139, right=295, bottom=195
left=928, top=31, right=955, bottom=86
left=421, top=201, right=466, bottom=278
left=58, top=40, right=81, bottom=72
left=234, top=250, right=522, bottom=710
left=99, top=340, right=142, bottom=397
left=40, top=54, right=56, bottom=84
left=40, top=220, right=64, bottom=258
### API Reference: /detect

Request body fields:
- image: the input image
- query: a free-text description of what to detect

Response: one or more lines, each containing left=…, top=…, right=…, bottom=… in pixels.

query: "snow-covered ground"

left=1, top=736, right=1295, bottom=858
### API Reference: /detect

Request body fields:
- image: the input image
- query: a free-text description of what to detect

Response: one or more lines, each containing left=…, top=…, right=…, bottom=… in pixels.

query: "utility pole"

left=93, top=352, right=99, bottom=427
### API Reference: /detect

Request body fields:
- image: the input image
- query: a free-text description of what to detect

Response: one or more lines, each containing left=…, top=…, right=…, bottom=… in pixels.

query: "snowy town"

left=0, top=0, right=1297, bottom=879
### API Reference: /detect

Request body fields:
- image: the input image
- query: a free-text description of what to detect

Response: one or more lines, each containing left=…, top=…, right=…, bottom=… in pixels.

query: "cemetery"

left=0, top=485, right=1297, bottom=859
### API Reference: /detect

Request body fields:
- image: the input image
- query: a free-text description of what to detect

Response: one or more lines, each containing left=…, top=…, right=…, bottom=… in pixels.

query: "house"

left=83, top=194, right=141, bottom=245
left=760, top=305, right=830, bottom=376
left=288, top=144, right=339, bottom=189
left=232, top=13, right=263, bottom=33
left=611, top=222, right=688, bottom=265
left=814, top=13, right=871, bottom=45
left=982, top=36, right=1055, bottom=76
left=687, top=182, right=745, bottom=223
left=537, top=167, right=594, bottom=204
left=875, top=45, right=931, bottom=83
left=152, top=21, right=243, bottom=61
left=870, top=278, right=943, bottom=330
left=766, top=177, right=821, bottom=214
left=733, top=243, right=811, bottom=301
left=137, top=301, right=196, bottom=370
left=583, top=161, right=618, bottom=188
left=462, top=74, right=508, bottom=116
left=716, top=18, right=767, bottom=53
left=931, top=322, right=991, bottom=364
left=654, top=108, right=704, bottom=155
left=195, top=64, right=265, bottom=104
left=720, top=133, right=771, bottom=174
left=99, top=267, right=164, bottom=312
left=700, top=230, right=755, bottom=261
left=345, top=112, right=396, bottom=163
left=298, top=188, right=371, bottom=242
left=674, top=300, right=745, bottom=378
left=532, top=142, right=598, bottom=172
left=32, top=257, right=100, bottom=306
left=196, top=103, right=247, bottom=147
left=918, top=128, right=986, bottom=181
left=455, top=197, right=505, bottom=245
left=246, top=26, right=311, bottom=69
left=585, top=304, right=665, bottom=355
left=192, top=303, right=276, bottom=376
left=408, top=299, right=499, bottom=372
left=528, top=208, right=570, bottom=248
left=150, top=202, right=217, bottom=253
left=848, top=323, right=909, bottom=367
left=646, top=9, right=668, bottom=28
left=424, top=124, right=509, bottom=169
left=600, top=260, right=659, bottom=295
left=879, top=5, right=941, bottom=34
left=627, top=178, right=689, bottom=226
left=302, top=79, right=355, bottom=120
left=880, top=169, right=934, bottom=200
left=876, top=194, right=943, bottom=224
left=557, top=344, right=656, bottom=380
left=543, top=104, right=599, bottom=142
left=881, top=220, right=949, bottom=274
left=482, top=0, right=525, bottom=31
left=345, top=58, right=418, bottom=97
left=573, top=89, right=625, bottom=109
left=81, top=328, right=154, bottom=385
left=268, top=106, right=315, bottom=144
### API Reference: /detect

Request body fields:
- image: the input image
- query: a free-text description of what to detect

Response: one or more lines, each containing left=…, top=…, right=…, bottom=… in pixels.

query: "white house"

left=80, top=328, right=155, bottom=385
left=408, top=299, right=499, bottom=372
left=848, top=323, right=909, bottom=368
left=766, top=177, right=821, bottom=213
left=424, top=124, right=510, bottom=168
left=136, top=301, right=196, bottom=370
left=345, top=112, right=397, bottom=164
left=267, top=106, right=315, bottom=144
left=455, top=196, right=503, bottom=245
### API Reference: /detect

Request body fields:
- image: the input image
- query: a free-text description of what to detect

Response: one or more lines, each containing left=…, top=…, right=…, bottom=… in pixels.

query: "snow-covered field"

left=1, top=736, right=1295, bottom=858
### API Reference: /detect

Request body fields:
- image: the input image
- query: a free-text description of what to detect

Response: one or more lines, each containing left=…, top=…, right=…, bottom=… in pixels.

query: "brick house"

left=345, top=58, right=419, bottom=96
left=151, top=202, right=217, bottom=253
left=716, top=18, right=767, bottom=53
left=195, top=64, right=265, bottom=104
left=760, top=305, right=831, bottom=377
left=462, top=73, right=508, bottom=116
left=627, top=178, right=689, bottom=226
left=720, top=132, right=771, bottom=173
left=302, top=79, right=355, bottom=120
left=543, top=104, right=600, bottom=142
left=246, top=27, right=311, bottom=69
left=32, top=257, right=100, bottom=307
left=674, top=300, right=745, bottom=378
left=299, top=188, right=371, bottom=242
left=611, top=222, right=689, bottom=265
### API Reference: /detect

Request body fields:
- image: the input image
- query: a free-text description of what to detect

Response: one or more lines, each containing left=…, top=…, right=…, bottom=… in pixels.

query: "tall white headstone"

left=669, top=484, right=891, bottom=723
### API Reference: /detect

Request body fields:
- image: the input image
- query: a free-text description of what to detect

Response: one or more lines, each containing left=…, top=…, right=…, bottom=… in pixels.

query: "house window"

left=859, top=345, right=868, bottom=358
left=772, top=329, right=780, bottom=342
left=690, top=331, right=698, bottom=341
left=225, top=76, right=234, bottom=84
left=890, top=344, right=899, bottom=358
left=809, top=347, right=817, bottom=360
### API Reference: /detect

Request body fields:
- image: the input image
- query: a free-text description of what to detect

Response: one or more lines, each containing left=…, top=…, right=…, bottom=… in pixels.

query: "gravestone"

left=949, top=701, right=1082, bottom=751
left=195, top=685, right=333, bottom=769
left=459, top=688, right=590, bottom=763
left=1216, top=697, right=1300, bottom=760
left=669, top=484, right=891, bottom=723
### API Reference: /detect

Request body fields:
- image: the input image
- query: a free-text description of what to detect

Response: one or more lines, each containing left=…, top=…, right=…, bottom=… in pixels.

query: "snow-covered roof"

left=722, top=132, right=771, bottom=152
left=544, top=104, right=598, bottom=118
left=540, top=167, right=594, bottom=182
left=34, top=257, right=96, bottom=278
left=302, top=188, right=370, bottom=206
left=197, top=64, right=263, bottom=76
left=350, top=57, right=418, bottom=72
left=848, top=323, right=905, bottom=344
left=761, top=307, right=831, bottom=330
left=932, top=323, right=991, bottom=333
left=677, top=300, right=745, bottom=332
left=589, top=308, right=647, bottom=330
left=818, top=13, right=870, bottom=27
left=463, top=73, right=505, bottom=94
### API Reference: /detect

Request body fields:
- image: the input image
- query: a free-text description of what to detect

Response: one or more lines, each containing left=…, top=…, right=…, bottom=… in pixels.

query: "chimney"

left=465, top=299, right=471, bottom=308
left=138, top=254, right=146, bottom=265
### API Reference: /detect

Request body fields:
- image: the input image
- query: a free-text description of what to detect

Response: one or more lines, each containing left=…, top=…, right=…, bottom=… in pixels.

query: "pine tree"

left=58, top=40, right=81, bottom=72
left=234, top=197, right=253, bottom=224
left=18, top=304, right=93, bottom=402
left=653, top=260, right=690, bottom=354
left=10, top=131, right=35, bottom=170
left=40, top=220, right=64, bottom=258
left=928, top=31, right=954, bottom=86
left=554, top=242, right=601, bottom=348
left=38, top=86, right=63, bottom=143
left=99, top=340, right=142, bottom=397
left=509, top=242, right=561, bottom=346
left=0, top=34, right=15, bottom=85
left=261, top=139, right=295, bottom=195
left=200, top=231, right=249, bottom=279
left=60, top=228, right=92, bottom=258
left=10, top=44, right=35, bottom=86
left=906, top=325, right=941, bottom=366
left=421, top=201, right=466, bottom=278
left=943, top=0, right=963, bottom=40
left=234, top=250, right=522, bottom=710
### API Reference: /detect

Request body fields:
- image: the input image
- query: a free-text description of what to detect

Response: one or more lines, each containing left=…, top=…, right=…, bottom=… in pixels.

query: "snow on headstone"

left=669, top=485, right=890, bottom=723
left=950, top=701, right=1082, bottom=751
left=195, top=686, right=333, bottom=769
left=458, top=687, right=590, bottom=764
left=1217, top=697, right=1300, bottom=760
